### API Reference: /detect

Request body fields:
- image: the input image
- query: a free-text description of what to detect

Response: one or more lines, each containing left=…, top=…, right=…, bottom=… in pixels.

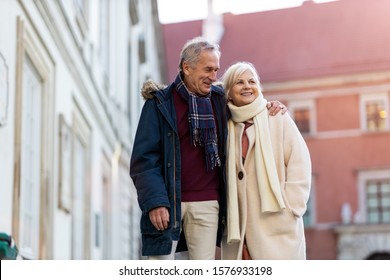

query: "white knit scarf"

left=226, top=94, right=286, bottom=243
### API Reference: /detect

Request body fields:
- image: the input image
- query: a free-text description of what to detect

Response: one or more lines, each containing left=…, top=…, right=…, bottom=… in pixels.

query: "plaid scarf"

left=175, top=73, right=221, bottom=170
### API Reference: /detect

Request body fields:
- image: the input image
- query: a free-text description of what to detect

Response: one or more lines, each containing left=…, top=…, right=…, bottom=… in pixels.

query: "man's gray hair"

left=178, top=37, right=221, bottom=71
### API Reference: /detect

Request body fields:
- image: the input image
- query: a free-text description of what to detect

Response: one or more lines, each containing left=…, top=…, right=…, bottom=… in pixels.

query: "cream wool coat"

left=221, top=112, right=312, bottom=260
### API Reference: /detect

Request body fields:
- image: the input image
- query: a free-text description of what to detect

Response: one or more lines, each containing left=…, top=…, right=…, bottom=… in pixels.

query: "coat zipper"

left=156, top=93, right=178, bottom=229
left=173, top=134, right=178, bottom=229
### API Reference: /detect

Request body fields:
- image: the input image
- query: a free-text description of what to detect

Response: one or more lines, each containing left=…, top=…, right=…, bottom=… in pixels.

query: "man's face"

left=182, top=50, right=220, bottom=96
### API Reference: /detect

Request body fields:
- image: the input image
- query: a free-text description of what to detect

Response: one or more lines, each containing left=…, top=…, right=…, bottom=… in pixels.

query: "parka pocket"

left=140, top=212, right=171, bottom=235
left=140, top=213, right=174, bottom=256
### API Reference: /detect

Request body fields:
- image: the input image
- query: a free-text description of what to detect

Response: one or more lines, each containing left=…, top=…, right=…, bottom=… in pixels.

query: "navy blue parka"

left=130, top=80, right=228, bottom=256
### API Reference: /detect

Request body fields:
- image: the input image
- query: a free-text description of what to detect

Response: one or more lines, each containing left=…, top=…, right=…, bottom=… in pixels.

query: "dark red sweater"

left=173, top=89, right=220, bottom=202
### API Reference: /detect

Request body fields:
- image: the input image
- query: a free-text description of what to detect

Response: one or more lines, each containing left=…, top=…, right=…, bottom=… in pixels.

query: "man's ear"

left=182, top=61, right=190, bottom=75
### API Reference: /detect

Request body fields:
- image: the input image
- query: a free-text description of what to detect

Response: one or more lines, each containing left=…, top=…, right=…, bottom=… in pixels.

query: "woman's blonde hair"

left=221, top=62, right=262, bottom=100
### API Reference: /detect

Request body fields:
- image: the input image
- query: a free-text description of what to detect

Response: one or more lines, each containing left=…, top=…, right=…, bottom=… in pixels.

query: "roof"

left=162, top=0, right=390, bottom=83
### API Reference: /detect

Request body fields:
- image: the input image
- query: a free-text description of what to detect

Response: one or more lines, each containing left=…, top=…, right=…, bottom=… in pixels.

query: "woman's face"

left=229, top=70, right=260, bottom=107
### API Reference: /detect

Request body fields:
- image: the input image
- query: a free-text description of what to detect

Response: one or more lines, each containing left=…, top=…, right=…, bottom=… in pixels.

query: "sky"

left=157, top=0, right=338, bottom=24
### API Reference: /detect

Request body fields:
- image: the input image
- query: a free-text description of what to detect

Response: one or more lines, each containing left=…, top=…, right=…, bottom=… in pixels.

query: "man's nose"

left=209, top=71, right=218, bottom=81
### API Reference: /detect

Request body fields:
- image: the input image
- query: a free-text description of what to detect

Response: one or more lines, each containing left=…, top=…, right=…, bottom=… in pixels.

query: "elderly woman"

left=221, top=62, right=312, bottom=260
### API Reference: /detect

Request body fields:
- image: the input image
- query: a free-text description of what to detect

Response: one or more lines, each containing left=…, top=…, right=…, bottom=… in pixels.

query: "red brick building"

left=161, top=0, right=390, bottom=259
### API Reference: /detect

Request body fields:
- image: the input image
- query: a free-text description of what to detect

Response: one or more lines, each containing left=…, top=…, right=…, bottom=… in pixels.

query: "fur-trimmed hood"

left=141, top=79, right=167, bottom=100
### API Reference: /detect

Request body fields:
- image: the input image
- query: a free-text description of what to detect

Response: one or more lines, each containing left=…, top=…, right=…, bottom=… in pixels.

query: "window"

left=129, top=0, right=139, bottom=25
left=138, top=35, right=146, bottom=64
left=99, top=0, right=110, bottom=79
left=360, top=93, right=389, bottom=132
left=366, top=179, right=390, bottom=223
left=294, top=108, right=311, bottom=134
left=18, top=55, right=42, bottom=260
left=14, top=18, right=55, bottom=260
left=102, top=154, right=112, bottom=259
left=289, top=100, right=316, bottom=135
left=365, top=101, right=387, bottom=131
left=71, top=107, right=91, bottom=259
left=303, top=176, right=316, bottom=227
left=119, top=159, right=135, bottom=259
left=0, top=53, right=9, bottom=126
left=58, top=115, right=72, bottom=213
left=95, top=214, right=100, bottom=248
left=358, top=169, right=390, bottom=224
left=72, top=135, right=87, bottom=259
left=74, top=0, right=89, bottom=37
left=127, top=44, right=132, bottom=124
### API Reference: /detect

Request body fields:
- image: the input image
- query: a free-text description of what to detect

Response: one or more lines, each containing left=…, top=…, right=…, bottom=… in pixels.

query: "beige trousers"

left=149, top=200, right=219, bottom=260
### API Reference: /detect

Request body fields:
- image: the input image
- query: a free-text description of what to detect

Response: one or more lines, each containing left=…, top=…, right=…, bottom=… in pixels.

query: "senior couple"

left=130, top=37, right=312, bottom=260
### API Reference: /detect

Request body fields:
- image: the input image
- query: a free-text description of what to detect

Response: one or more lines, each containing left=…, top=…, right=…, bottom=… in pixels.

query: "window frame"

left=13, top=17, right=55, bottom=260
left=365, top=179, right=390, bottom=223
left=18, top=54, right=42, bottom=260
left=71, top=104, right=92, bottom=260
left=357, top=169, right=390, bottom=224
left=288, top=99, right=316, bottom=136
left=360, top=93, right=389, bottom=132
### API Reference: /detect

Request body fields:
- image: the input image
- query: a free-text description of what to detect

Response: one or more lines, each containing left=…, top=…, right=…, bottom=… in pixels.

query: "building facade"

left=0, top=0, right=165, bottom=259
left=162, top=0, right=390, bottom=259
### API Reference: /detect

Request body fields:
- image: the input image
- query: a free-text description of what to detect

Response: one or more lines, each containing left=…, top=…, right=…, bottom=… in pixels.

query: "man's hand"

left=149, top=207, right=170, bottom=231
left=267, top=100, right=287, bottom=116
